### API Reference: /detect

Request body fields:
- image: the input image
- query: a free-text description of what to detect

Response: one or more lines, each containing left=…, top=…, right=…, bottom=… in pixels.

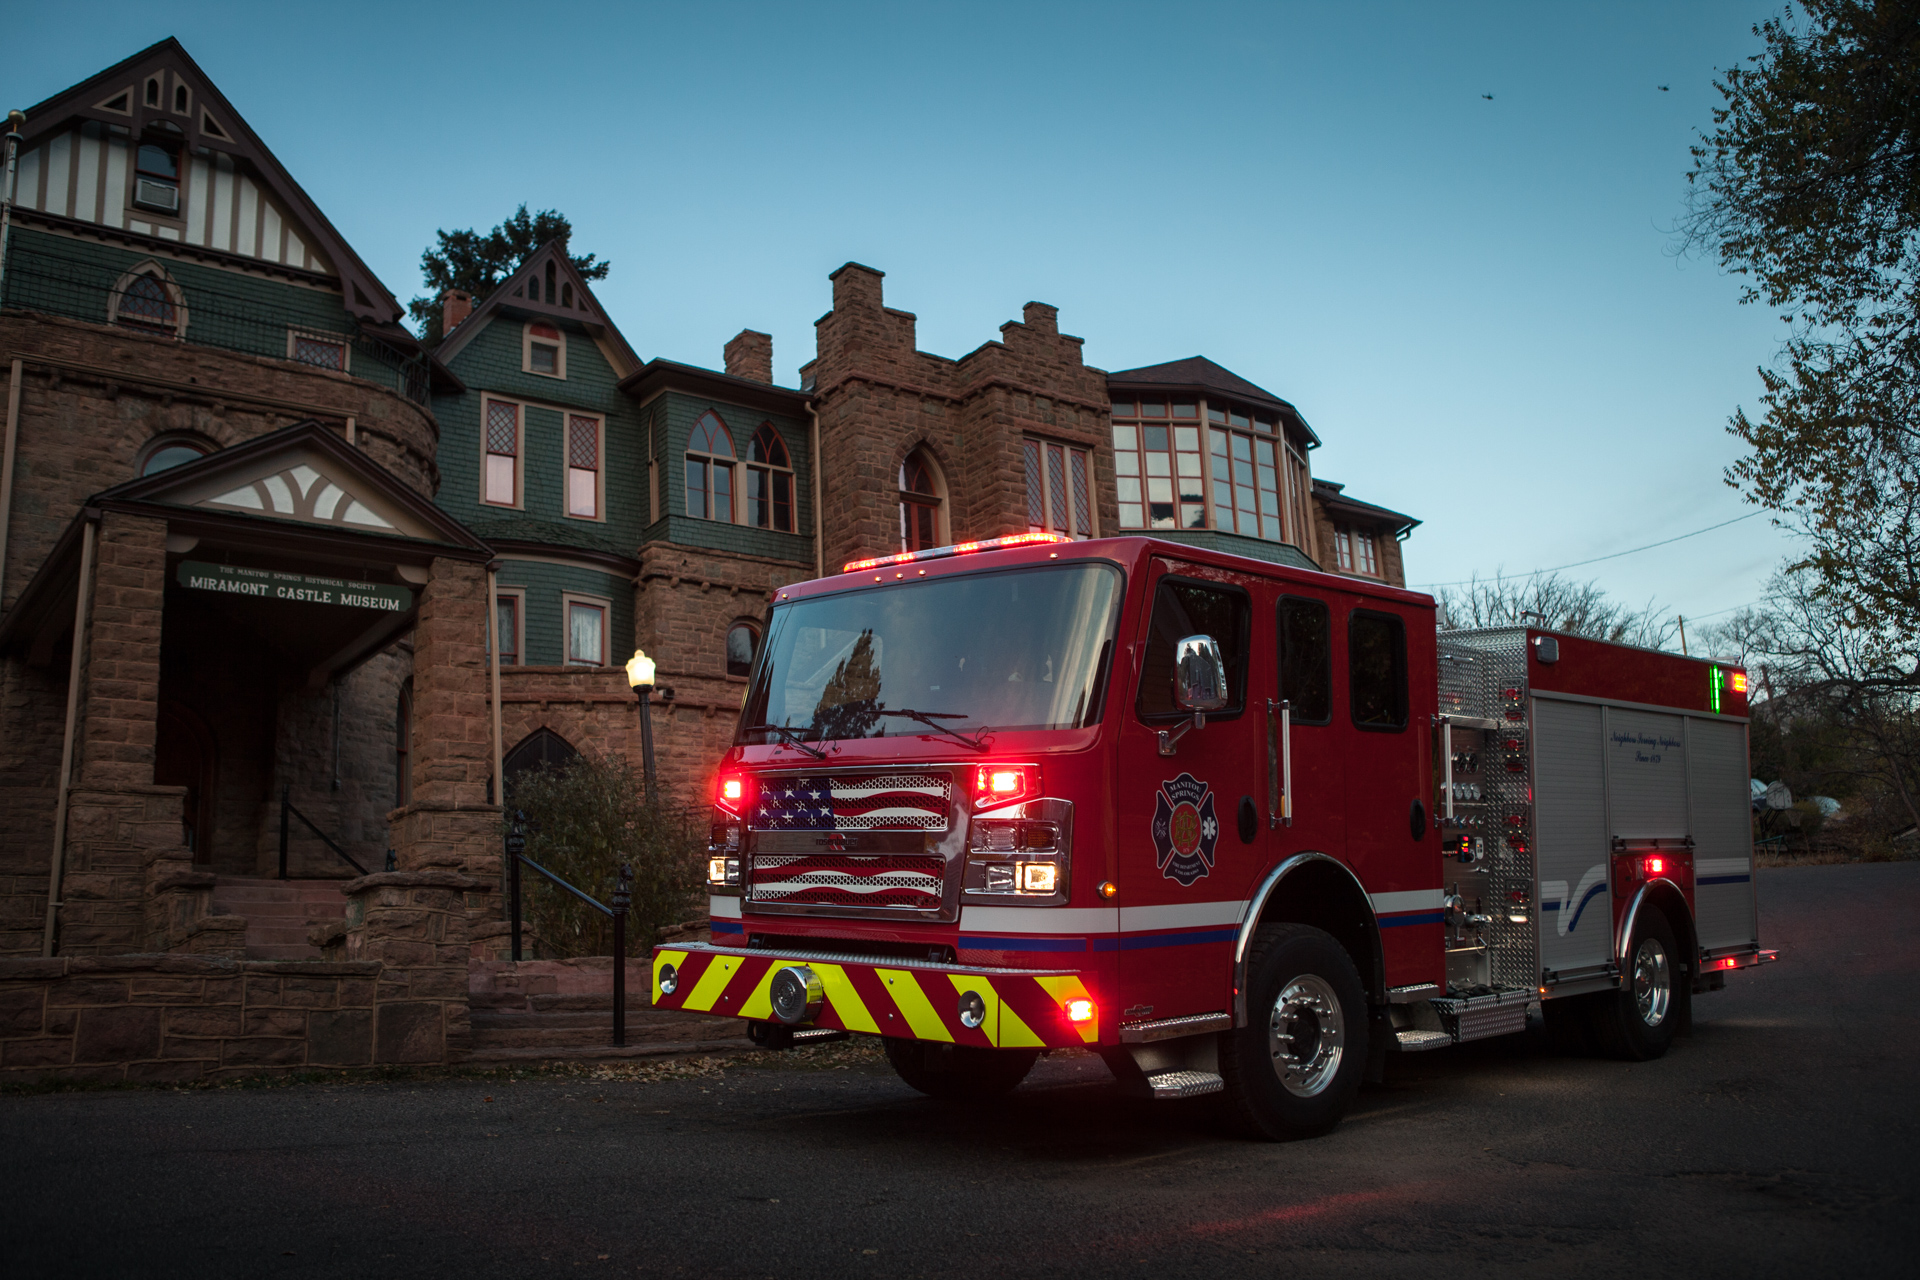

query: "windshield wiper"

left=875, top=707, right=988, bottom=752
left=741, top=723, right=828, bottom=760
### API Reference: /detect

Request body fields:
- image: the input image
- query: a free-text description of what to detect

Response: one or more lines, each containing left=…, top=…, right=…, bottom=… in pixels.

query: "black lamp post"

left=505, top=810, right=527, bottom=961
left=625, top=649, right=659, bottom=808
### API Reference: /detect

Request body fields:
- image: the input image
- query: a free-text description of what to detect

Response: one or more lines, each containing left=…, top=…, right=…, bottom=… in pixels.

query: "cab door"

left=1272, top=592, right=1346, bottom=870
left=1113, top=560, right=1267, bottom=1021
left=1337, top=597, right=1442, bottom=990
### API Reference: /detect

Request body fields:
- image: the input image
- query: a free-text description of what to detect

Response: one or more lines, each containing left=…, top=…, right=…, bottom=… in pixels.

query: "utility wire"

left=1412, top=511, right=1767, bottom=590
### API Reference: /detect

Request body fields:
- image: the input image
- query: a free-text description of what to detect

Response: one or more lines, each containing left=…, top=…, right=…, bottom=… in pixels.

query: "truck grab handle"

left=1267, top=699, right=1291, bottom=829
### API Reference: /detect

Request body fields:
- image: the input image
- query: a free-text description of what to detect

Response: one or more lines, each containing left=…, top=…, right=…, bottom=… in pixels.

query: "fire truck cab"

left=650, top=534, right=1771, bottom=1139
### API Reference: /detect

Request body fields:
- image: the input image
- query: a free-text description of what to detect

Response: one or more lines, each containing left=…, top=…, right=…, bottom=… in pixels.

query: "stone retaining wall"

left=0, top=954, right=405, bottom=1083
left=0, top=869, right=485, bottom=1084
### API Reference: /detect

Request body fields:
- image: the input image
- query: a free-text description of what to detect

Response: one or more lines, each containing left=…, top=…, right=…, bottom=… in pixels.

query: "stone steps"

left=210, top=876, right=351, bottom=961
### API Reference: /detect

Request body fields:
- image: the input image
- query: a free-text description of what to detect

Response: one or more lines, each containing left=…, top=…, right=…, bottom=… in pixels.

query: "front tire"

left=1219, top=924, right=1369, bottom=1140
left=1588, top=906, right=1685, bottom=1061
left=883, top=1038, right=1039, bottom=1099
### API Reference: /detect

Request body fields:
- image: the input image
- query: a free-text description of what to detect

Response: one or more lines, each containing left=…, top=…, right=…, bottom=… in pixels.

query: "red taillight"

left=974, top=764, right=1040, bottom=809
left=1708, top=956, right=1740, bottom=972
left=1644, top=855, right=1666, bottom=876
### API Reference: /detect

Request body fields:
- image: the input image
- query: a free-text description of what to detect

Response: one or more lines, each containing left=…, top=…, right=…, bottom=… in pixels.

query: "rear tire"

left=1588, top=906, right=1686, bottom=1061
left=883, top=1038, right=1039, bottom=1099
left=1218, top=923, right=1369, bottom=1140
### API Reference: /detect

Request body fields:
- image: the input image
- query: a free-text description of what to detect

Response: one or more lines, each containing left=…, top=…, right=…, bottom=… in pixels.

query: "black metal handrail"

left=506, top=813, right=633, bottom=1047
left=278, top=785, right=369, bottom=878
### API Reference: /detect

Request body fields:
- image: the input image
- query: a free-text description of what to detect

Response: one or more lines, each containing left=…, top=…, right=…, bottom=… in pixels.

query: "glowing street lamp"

left=626, top=649, right=659, bottom=807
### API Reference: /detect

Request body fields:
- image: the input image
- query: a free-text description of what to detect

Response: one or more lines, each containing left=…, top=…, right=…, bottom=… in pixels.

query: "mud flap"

left=1365, top=1006, right=1390, bottom=1085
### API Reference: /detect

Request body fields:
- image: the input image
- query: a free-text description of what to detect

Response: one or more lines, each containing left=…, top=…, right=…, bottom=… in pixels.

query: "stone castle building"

left=0, top=39, right=1417, bottom=962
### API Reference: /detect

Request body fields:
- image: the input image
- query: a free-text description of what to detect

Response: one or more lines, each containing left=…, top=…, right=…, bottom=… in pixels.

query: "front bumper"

left=651, top=942, right=1101, bottom=1049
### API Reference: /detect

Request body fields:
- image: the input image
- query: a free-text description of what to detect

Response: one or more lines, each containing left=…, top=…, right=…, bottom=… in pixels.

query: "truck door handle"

left=1267, top=698, right=1291, bottom=829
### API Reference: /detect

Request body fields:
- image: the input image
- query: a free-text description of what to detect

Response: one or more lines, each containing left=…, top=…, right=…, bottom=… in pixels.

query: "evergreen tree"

left=407, top=204, right=610, bottom=345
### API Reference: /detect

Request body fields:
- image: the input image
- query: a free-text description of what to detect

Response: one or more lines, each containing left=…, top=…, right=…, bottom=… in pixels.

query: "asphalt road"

left=5, top=862, right=1916, bottom=1279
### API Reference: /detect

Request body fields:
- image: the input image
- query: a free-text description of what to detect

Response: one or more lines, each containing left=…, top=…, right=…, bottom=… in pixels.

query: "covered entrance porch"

left=0, top=421, right=498, bottom=956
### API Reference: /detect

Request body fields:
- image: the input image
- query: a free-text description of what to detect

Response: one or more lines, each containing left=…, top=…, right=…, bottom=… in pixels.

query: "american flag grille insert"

left=748, top=853, right=945, bottom=911
left=750, top=773, right=951, bottom=832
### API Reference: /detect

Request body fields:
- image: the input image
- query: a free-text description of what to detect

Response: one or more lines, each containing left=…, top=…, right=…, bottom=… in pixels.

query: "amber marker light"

left=1098, top=881, right=1118, bottom=900
left=1065, top=998, right=1096, bottom=1024
left=1730, top=670, right=1749, bottom=694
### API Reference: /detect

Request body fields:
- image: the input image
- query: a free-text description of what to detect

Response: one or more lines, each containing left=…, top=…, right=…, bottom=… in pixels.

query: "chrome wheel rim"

left=1267, top=974, right=1345, bottom=1098
left=1632, top=937, right=1671, bottom=1028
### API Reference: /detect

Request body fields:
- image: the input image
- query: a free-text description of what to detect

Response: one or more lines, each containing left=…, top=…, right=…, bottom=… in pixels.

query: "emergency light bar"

left=843, top=531, right=1071, bottom=574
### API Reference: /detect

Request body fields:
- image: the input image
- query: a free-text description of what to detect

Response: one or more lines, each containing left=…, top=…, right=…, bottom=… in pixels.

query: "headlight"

left=1018, top=862, right=1057, bottom=893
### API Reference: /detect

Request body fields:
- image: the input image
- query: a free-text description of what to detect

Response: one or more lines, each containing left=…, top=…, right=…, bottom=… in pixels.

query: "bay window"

left=1112, top=395, right=1307, bottom=548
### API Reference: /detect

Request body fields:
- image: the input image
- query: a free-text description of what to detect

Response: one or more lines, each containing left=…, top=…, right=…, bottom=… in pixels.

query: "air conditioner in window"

left=133, top=179, right=179, bottom=214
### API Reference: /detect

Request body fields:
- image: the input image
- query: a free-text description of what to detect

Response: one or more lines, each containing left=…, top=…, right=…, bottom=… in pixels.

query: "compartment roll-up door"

left=1533, top=698, right=1610, bottom=976
left=1605, top=708, right=1689, bottom=839
left=1689, top=717, right=1756, bottom=951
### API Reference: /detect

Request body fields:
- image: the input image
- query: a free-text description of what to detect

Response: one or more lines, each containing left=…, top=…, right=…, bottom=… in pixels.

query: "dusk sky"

left=11, top=2, right=1794, bottom=632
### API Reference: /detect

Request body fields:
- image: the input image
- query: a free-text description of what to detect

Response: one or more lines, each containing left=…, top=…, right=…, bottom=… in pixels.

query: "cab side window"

left=1349, top=610, right=1408, bottom=730
left=1277, top=596, right=1332, bottom=724
left=1137, top=577, right=1250, bottom=720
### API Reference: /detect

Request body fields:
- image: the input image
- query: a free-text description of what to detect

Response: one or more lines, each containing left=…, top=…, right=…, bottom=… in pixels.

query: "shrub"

left=504, top=753, right=704, bottom=958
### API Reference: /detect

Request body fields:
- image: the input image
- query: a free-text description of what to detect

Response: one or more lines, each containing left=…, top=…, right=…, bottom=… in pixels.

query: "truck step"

left=1393, top=1029, right=1453, bottom=1052
left=1145, top=1069, right=1224, bottom=1100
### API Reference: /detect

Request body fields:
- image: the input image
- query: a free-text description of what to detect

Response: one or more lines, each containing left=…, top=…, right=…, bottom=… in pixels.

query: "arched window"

left=686, top=410, right=735, bottom=522
left=899, top=450, right=943, bottom=552
left=112, top=264, right=186, bottom=336
left=138, top=436, right=211, bottom=476
left=744, top=423, right=794, bottom=532
left=727, top=621, right=760, bottom=679
left=504, top=727, right=579, bottom=791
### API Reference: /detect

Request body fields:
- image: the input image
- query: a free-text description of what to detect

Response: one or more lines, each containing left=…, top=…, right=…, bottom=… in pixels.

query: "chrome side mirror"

left=1161, top=635, right=1229, bottom=756
left=1173, top=635, right=1229, bottom=713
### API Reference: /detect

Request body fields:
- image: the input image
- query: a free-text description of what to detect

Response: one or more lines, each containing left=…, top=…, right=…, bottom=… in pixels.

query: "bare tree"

left=1701, top=570, right=1920, bottom=833
left=1437, top=573, right=1679, bottom=650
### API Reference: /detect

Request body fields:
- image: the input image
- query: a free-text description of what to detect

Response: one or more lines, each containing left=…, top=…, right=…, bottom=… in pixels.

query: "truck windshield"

left=738, top=563, right=1123, bottom=745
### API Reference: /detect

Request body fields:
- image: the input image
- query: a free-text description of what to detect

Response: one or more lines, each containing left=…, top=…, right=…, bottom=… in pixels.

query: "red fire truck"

left=650, top=534, right=1774, bottom=1139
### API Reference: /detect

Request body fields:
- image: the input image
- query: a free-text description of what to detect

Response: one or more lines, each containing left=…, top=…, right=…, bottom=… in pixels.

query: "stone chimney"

left=440, top=289, right=473, bottom=334
left=1022, top=302, right=1059, bottom=334
left=724, top=329, right=774, bottom=383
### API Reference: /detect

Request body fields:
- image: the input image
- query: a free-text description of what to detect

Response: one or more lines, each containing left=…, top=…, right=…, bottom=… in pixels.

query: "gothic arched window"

left=744, top=423, right=794, bottom=532
left=112, top=266, right=185, bottom=336
left=686, top=411, right=735, bottom=522
left=899, top=450, right=943, bottom=552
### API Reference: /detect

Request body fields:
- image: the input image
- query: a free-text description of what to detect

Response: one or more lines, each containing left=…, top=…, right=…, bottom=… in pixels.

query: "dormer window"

left=133, top=140, right=180, bottom=214
left=523, top=321, right=565, bottom=378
